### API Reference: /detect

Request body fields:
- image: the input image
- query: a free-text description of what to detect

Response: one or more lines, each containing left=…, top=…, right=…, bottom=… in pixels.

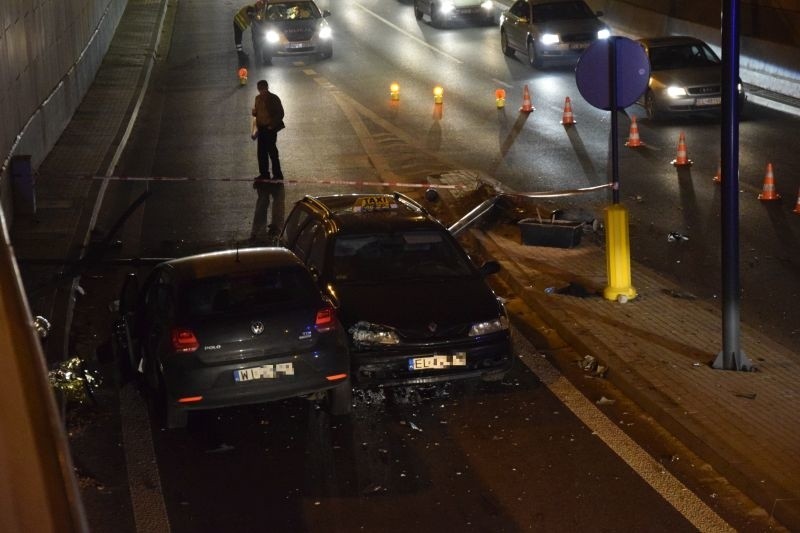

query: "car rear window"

left=181, top=267, right=317, bottom=317
left=332, top=230, right=475, bottom=282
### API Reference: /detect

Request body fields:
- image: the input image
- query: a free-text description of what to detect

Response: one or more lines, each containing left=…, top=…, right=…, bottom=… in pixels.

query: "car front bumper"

left=655, top=92, right=746, bottom=114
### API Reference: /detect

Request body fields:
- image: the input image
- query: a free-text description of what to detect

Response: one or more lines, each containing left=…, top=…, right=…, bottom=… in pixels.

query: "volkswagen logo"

left=427, top=322, right=438, bottom=333
left=251, top=321, right=265, bottom=335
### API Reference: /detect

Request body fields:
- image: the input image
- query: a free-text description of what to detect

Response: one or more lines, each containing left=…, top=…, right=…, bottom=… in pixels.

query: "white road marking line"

left=351, top=2, right=463, bottom=64
left=513, top=332, right=735, bottom=532
left=491, top=78, right=512, bottom=88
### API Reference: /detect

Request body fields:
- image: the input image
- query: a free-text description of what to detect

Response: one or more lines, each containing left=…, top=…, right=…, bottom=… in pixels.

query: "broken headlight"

left=468, top=316, right=509, bottom=337
left=349, top=321, right=400, bottom=346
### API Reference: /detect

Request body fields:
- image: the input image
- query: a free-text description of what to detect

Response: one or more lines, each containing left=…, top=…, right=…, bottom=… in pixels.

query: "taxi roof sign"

left=353, top=196, right=397, bottom=213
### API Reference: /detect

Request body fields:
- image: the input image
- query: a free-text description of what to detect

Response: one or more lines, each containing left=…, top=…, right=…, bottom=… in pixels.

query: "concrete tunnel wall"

left=1, top=0, right=800, bottom=223
left=0, top=0, right=128, bottom=224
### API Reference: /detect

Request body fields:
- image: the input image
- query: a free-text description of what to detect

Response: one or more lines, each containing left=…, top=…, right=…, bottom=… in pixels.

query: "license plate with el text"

left=408, top=353, right=467, bottom=371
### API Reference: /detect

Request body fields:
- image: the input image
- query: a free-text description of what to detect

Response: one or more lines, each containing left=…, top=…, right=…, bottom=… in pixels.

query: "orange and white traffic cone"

left=624, top=116, right=644, bottom=147
left=520, top=84, right=534, bottom=113
left=561, top=96, right=575, bottom=125
left=792, top=187, right=800, bottom=214
left=238, top=67, right=248, bottom=85
left=757, top=162, right=781, bottom=201
left=671, top=132, right=692, bottom=166
left=713, top=162, right=721, bottom=183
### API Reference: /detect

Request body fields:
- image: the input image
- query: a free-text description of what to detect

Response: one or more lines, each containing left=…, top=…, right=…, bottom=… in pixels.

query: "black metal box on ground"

left=518, top=218, right=583, bottom=248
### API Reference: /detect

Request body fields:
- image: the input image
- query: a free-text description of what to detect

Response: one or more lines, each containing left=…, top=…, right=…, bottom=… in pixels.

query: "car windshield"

left=532, top=1, right=596, bottom=21
left=648, top=43, right=720, bottom=70
left=265, top=2, right=320, bottom=21
left=332, top=231, right=475, bottom=282
left=180, top=267, right=316, bottom=317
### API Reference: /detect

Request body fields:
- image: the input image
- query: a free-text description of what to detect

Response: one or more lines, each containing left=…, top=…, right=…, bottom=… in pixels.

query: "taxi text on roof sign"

left=353, top=196, right=398, bottom=212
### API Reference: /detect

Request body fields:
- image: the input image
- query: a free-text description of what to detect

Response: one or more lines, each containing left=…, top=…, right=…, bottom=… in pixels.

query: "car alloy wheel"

left=431, top=4, right=445, bottom=28
left=501, top=30, right=514, bottom=57
left=645, top=90, right=661, bottom=120
left=527, top=40, right=543, bottom=69
left=414, top=0, right=423, bottom=20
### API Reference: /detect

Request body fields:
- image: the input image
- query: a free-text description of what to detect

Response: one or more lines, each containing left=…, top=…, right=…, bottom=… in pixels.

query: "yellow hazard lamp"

left=495, top=88, right=506, bottom=108
left=390, top=82, right=400, bottom=101
left=433, top=85, right=444, bottom=104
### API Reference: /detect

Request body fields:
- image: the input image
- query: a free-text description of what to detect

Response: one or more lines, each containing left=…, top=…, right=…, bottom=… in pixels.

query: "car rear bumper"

left=161, top=342, right=349, bottom=411
left=351, top=333, right=512, bottom=387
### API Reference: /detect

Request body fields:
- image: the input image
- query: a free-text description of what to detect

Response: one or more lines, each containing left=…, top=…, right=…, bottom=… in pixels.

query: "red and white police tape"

left=48, top=174, right=612, bottom=198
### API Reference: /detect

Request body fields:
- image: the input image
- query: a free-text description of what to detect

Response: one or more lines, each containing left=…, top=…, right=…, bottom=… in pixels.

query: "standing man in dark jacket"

left=250, top=79, right=286, bottom=241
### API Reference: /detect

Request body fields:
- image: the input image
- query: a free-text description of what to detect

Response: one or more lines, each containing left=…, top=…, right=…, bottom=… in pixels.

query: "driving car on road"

left=279, top=193, right=513, bottom=389
left=413, top=0, right=496, bottom=28
left=114, top=248, right=351, bottom=429
left=500, top=0, right=609, bottom=68
left=251, top=0, right=332, bottom=65
left=637, top=36, right=746, bottom=119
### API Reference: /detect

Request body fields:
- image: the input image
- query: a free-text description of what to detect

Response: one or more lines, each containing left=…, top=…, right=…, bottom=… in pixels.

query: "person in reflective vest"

left=234, top=0, right=265, bottom=67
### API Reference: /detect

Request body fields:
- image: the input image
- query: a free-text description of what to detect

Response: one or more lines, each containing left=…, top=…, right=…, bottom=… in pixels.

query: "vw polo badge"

left=251, top=321, right=265, bottom=335
left=427, top=322, right=437, bottom=333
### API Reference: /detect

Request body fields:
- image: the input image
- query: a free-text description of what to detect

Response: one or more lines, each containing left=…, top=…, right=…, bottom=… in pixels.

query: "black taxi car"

left=279, top=193, right=512, bottom=388
left=114, top=248, right=351, bottom=428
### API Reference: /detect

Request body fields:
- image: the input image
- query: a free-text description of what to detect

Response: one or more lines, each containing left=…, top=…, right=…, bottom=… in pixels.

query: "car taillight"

left=171, top=327, right=199, bottom=353
left=315, top=307, right=335, bottom=332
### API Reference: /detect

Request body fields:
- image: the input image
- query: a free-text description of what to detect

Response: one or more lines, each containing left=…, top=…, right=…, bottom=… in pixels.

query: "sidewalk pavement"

left=6, top=0, right=799, bottom=530
left=466, top=214, right=800, bottom=530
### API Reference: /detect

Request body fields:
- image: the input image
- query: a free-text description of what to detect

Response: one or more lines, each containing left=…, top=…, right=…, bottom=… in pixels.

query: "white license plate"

left=696, top=97, right=721, bottom=106
left=234, top=362, right=294, bottom=382
left=286, top=42, right=307, bottom=49
left=408, top=353, right=467, bottom=371
left=569, top=42, right=588, bottom=50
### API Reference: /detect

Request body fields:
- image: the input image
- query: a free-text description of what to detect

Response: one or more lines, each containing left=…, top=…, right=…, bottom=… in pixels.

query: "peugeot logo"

left=251, top=321, right=265, bottom=335
left=427, top=322, right=438, bottom=333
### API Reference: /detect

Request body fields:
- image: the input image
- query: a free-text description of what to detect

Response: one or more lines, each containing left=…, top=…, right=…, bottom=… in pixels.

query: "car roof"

left=638, top=36, right=707, bottom=48
left=164, top=247, right=304, bottom=282
left=303, top=193, right=444, bottom=234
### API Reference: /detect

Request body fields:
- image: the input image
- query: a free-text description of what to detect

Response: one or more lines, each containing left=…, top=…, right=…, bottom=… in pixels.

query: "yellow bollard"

left=390, top=82, right=400, bottom=101
left=433, top=85, right=443, bottom=104
left=603, top=204, right=637, bottom=302
left=495, top=88, right=506, bottom=108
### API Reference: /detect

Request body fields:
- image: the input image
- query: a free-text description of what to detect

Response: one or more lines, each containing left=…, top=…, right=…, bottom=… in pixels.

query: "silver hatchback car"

left=500, top=0, right=609, bottom=69
left=637, top=36, right=746, bottom=119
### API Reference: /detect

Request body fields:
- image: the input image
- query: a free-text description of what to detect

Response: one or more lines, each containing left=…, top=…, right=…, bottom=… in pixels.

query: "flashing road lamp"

left=390, top=82, right=399, bottom=101
left=495, top=88, right=506, bottom=108
left=433, top=85, right=443, bottom=104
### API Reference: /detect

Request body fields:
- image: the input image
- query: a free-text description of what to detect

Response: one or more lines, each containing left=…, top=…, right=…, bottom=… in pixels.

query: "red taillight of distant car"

left=171, top=327, right=199, bottom=352
left=315, top=307, right=335, bottom=332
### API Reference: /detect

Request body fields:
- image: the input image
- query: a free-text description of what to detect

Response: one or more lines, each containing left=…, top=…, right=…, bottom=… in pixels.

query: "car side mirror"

left=322, top=9, right=330, bottom=17
left=119, top=273, right=139, bottom=315
left=479, top=260, right=501, bottom=277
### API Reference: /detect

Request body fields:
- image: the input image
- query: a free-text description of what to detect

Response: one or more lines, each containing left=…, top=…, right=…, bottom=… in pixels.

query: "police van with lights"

left=280, top=193, right=513, bottom=388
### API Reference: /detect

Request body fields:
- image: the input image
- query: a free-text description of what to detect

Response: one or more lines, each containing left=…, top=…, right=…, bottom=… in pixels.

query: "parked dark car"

left=114, top=247, right=351, bottom=428
left=251, top=0, right=332, bottom=65
left=279, top=192, right=513, bottom=388
left=500, top=0, right=609, bottom=68
left=637, top=36, right=746, bottom=119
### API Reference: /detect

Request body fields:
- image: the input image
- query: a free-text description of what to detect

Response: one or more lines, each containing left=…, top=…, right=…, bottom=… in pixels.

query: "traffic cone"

left=671, top=132, right=692, bottom=166
left=792, top=187, right=800, bottom=214
left=238, top=67, right=248, bottom=85
left=713, top=162, right=721, bottom=183
left=520, top=84, right=534, bottom=113
left=560, top=97, right=575, bottom=125
left=757, top=162, right=781, bottom=201
left=624, top=116, right=644, bottom=147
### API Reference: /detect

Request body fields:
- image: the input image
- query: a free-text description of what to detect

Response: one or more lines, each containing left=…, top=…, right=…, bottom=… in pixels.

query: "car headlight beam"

left=319, top=26, right=332, bottom=39
left=468, top=316, right=509, bottom=337
left=440, top=1, right=455, bottom=13
left=597, top=29, right=610, bottom=39
left=540, top=33, right=560, bottom=45
left=480, top=0, right=493, bottom=9
left=666, top=86, right=688, bottom=98
left=266, top=30, right=280, bottom=43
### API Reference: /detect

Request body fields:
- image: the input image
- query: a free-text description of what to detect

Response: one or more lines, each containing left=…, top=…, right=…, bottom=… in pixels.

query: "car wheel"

left=413, top=0, right=424, bottom=20
left=501, top=30, right=515, bottom=57
left=527, top=40, right=543, bottom=69
left=327, top=377, right=353, bottom=416
left=319, top=45, right=333, bottom=60
left=430, top=4, right=445, bottom=28
left=261, top=52, right=272, bottom=66
left=645, top=90, right=661, bottom=120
